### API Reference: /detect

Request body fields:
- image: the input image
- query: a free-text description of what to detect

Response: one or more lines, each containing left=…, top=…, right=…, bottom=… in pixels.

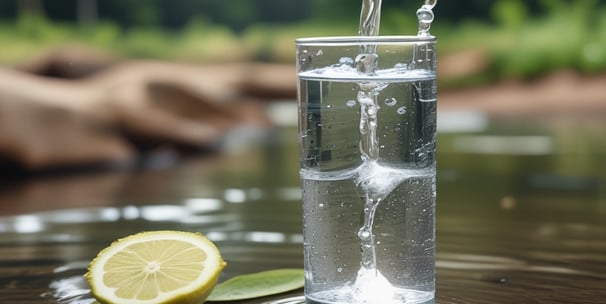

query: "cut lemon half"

left=86, top=231, right=226, bottom=304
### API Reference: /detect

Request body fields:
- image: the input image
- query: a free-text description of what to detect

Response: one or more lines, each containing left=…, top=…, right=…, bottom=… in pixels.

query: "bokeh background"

left=0, top=0, right=605, bottom=207
left=1, top=0, right=605, bottom=79
left=1, top=3, right=605, bottom=304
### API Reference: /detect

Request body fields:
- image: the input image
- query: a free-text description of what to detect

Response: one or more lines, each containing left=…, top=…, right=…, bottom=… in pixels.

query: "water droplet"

left=326, top=104, right=333, bottom=109
left=337, top=267, right=343, bottom=273
left=300, top=49, right=310, bottom=63
left=346, top=100, right=357, bottom=107
left=384, top=97, right=397, bottom=107
left=417, top=8, right=434, bottom=24
left=417, top=6, right=435, bottom=35
left=318, top=202, right=325, bottom=208
left=379, top=145, right=385, bottom=149
left=397, top=106, right=407, bottom=115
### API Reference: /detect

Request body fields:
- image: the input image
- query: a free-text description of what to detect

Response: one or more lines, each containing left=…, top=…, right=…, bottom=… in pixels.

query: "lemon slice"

left=86, top=231, right=226, bottom=304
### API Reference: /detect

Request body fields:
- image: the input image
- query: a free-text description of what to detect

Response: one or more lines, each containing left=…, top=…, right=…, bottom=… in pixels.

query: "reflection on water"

left=438, top=253, right=606, bottom=278
left=48, top=276, right=93, bottom=304
left=1, top=118, right=606, bottom=303
left=452, top=135, right=553, bottom=155
left=261, top=296, right=306, bottom=304
left=37, top=194, right=305, bottom=303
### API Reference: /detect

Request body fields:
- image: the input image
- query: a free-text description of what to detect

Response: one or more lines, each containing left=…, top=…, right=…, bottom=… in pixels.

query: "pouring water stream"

left=351, top=0, right=437, bottom=302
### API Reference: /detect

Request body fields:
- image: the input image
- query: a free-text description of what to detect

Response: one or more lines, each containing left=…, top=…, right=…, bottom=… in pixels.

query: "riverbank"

left=1, top=48, right=604, bottom=172
left=439, top=69, right=606, bottom=119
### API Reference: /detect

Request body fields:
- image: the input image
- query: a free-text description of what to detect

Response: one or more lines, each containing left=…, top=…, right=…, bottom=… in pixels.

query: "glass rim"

left=296, top=35, right=436, bottom=46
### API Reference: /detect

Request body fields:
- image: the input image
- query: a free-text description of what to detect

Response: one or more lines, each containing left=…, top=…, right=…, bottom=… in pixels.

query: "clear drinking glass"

left=296, top=36, right=437, bottom=304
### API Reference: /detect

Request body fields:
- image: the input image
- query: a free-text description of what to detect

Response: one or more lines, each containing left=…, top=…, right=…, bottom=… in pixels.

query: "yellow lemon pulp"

left=86, top=231, right=226, bottom=304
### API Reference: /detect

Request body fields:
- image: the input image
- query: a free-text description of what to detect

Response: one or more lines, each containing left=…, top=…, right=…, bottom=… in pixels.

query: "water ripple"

left=438, top=253, right=606, bottom=279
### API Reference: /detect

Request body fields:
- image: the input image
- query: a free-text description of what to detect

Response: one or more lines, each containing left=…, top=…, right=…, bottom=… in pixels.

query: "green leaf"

left=207, top=268, right=305, bottom=302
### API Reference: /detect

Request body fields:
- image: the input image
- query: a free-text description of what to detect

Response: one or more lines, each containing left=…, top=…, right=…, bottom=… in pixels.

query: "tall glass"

left=296, top=36, right=437, bottom=304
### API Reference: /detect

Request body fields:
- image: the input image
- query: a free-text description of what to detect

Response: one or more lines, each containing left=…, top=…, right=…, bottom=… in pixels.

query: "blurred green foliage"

left=487, top=0, right=606, bottom=77
left=0, top=0, right=604, bottom=85
left=434, top=0, right=606, bottom=85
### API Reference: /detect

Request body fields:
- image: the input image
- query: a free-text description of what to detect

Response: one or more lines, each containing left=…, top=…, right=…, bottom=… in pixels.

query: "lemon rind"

left=86, top=231, right=226, bottom=304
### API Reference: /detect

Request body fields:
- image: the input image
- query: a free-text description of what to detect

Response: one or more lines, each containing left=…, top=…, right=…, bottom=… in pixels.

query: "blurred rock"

left=0, top=68, right=132, bottom=169
left=16, top=44, right=119, bottom=79
left=438, top=48, right=489, bottom=80
left=438, top=70, right=606, bottom=118
left=0, top=49, right=297, bottom=171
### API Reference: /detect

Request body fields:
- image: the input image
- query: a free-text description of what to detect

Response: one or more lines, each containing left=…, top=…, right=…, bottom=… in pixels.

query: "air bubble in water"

left=367, top=105, right=378, bottom=115
left=418, top=152, right=427, bottom=160
left=397, top=106, right=407, bottom=115
left=358, top=228, right=371, bottom=240
left=416, top=151, right=430, bottom=166
left=300, top=49, right=310, bottom=64
left=384, top=97, right=397, bottom=107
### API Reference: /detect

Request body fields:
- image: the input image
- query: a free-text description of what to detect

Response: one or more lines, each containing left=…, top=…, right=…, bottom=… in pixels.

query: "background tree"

left=77, top=0, right=97, bottom=26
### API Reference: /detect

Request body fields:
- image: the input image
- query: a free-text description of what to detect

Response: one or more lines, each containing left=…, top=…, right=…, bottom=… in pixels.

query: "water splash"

left=417, top=0, right=437, bottom=36
left=48, top=275, right=94, bottom=304
left=422, top=0, right=437, bottom=9
left=348, top=1, right=438, bottom=301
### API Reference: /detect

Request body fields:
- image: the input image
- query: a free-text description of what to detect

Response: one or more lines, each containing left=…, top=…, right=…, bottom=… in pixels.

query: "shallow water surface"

left=0, top=116, right=605, bottom=303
